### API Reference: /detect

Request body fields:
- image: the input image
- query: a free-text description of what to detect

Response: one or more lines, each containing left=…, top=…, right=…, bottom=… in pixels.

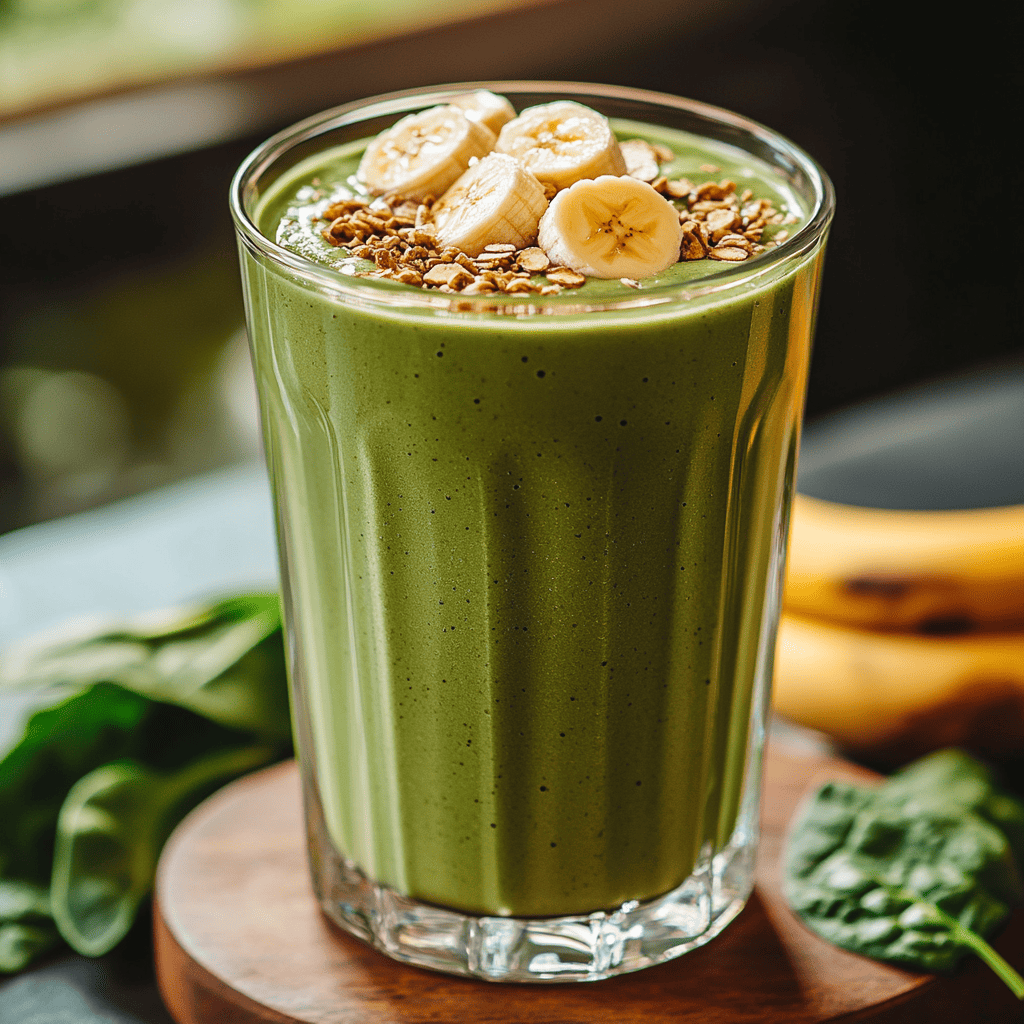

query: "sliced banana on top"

left=538, top=175, right=683, bottom=279
left=448, top=90, right=517, bottom=135
left=494, top=101, right=627, bottom=193
left=357, top=105, right=496, bottom=201
left=431, top=152, right=548, bottom=257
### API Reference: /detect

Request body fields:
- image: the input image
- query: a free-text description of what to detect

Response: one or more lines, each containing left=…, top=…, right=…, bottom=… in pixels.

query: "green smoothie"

left=238, top=100, right=828, bottom=922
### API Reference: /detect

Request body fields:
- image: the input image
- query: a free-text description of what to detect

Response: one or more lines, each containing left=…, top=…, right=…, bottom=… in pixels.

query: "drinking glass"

left=230, top=81, right=833, bottom=982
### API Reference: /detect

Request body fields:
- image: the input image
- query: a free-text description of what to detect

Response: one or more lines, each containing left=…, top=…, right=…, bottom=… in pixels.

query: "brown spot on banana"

left=843, top=574, right=916, bottom=599
left=786, top=495, right=1024, bottom=631
left=840, top=574, right=982, bottom=633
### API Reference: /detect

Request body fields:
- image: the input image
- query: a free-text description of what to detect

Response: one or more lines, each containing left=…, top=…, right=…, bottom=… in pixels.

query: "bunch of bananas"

left=774, top=495, right=1024, bottom=763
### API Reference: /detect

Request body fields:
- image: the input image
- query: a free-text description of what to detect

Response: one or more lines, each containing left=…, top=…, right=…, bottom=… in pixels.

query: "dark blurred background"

left=0, top=0, right=1019, bottom=533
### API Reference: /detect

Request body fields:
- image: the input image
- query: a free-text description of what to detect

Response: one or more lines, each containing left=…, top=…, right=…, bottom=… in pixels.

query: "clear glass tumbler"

left=230, top=81, right=833, bottom=982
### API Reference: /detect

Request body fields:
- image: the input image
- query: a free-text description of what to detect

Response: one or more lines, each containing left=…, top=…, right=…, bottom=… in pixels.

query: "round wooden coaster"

left=154, top=744, right=1024, bottom=1023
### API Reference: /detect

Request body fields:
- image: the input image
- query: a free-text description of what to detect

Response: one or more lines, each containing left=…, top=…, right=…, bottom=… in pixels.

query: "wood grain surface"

left=153, top=744, right=1024, bottom=1023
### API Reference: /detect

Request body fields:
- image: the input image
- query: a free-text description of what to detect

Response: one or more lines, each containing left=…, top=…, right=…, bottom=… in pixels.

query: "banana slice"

left=538, top=175, right=683, bottom=279
left=431, top=152, right=548, bottom=257
left=494, top=100, right=626, bottom=192
left=448, top=90, right=517, bottom=135
left=357, top=105, right=496, bottom=201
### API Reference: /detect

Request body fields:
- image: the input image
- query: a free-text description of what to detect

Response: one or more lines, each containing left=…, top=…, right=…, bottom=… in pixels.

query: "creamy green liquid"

left=245, top=121, right=823, bottom=917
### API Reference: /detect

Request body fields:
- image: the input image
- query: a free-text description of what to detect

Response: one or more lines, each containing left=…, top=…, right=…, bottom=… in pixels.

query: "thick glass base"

left=307, top=810, right=756, bottom=982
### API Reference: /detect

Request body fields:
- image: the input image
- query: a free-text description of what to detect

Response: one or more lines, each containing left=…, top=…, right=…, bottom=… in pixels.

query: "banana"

left=357, top=105, right=496, bottom=201
left=537, top=175, right=683, bottom=279
left=786, top=494, right=1024, bottom=632
left=772, top=612, right=1024, bottom=761
left=494, top=100, right=627, bottom=192
left=448, top=90, right=517, bottom=135
left=430, top=153, right=548, bottom=257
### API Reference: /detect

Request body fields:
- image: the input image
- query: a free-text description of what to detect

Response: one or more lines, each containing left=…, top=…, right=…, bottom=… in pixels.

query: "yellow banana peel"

left=777, top=495, right=1024, bottom=760
left=773, top=612, right=1024, bottom=761
left=785, top=495, right=1024, bottom=633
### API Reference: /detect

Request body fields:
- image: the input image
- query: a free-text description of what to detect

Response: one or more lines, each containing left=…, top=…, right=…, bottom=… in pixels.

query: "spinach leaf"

left=51, top=744, right=273, bottom=956
left=785, top=749, right=1024, bottom=999
left=0, top=881, right=60, bottom=973
left=0, top=684, right=154, bottom=885
left=0, top=593, right=289, bottom=739
left=871, top=749, right=1024, bottom=868
left=0, top=593, right=292, bottom=972
left=0, top=683, right=277, bottom=885
left=0, top=922, right=61, bottom=974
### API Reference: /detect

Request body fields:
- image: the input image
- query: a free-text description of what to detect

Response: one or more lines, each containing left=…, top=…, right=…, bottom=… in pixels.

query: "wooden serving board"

left=153, top=744, right=1024, bottom=1023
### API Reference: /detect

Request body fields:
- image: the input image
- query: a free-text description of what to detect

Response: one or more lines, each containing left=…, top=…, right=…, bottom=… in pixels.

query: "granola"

left=314, top=142, right=794, bottom=295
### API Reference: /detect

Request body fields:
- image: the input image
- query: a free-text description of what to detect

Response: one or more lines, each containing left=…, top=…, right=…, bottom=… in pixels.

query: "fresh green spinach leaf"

left=0, top=682, right=277, bottom=885
left=0, top=881, right=59, bottom=973
left=785, top=749, right=1024, bottom=998
left=0, top=593, right=289, bottom=739
left=0, top=593, right=292, bottom=972
left=0, top=921, right=61, bottom=973
left=51, top=744, right=273, bottom=956
left=871, top=749, right=1024, bottom=869
left=0, top=684, right=154, bottom=885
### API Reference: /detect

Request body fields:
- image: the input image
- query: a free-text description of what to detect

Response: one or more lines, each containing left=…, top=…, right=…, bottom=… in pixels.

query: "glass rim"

left=230, top=80, right=835, bottom=316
